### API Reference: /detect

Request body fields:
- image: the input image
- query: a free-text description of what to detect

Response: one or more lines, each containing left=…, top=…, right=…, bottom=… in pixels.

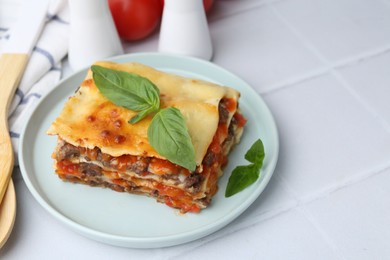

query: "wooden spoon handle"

left=0, top=179, right=16, bottom=249
left=0, top=53, right=28, bottom=203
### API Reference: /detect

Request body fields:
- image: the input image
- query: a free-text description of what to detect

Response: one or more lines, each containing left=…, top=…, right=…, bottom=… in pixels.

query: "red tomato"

left=108, top=0, right=163, bottom=41
left=203, top=0, right=215, bottom=13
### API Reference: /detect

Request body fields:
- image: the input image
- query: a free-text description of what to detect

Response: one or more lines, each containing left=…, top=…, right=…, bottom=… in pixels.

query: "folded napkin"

left=0, top=0, right=69, bottom=165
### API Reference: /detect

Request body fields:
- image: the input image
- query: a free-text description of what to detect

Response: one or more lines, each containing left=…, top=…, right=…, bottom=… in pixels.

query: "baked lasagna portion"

left=47, top=61, right=246, bottom=213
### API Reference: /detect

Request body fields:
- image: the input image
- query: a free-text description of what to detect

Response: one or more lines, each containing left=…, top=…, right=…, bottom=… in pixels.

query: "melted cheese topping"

left=47, top=61, right=240, bottom=165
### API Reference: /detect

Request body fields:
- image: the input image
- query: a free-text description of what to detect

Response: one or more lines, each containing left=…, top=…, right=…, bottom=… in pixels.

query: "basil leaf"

left=225, top=164, right=259, bottom=197
left=148, top=107, right=196, bottom=171
left=245, top=139, right=265, bottom=165
left=91, top=65, right=160, bottom=121
left=92, top=65, right=196, bottom=169
left=225, top=139, right=265, bottom=197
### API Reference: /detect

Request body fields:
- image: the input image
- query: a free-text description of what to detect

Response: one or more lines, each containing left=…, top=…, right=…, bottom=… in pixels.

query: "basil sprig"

left=91, top=65, right=196, bottom=171
left=225, top=139, right=265, bottom=197
left=91, top=65, right=160, bottom=124
left=148, top=107, right=196, bottom=171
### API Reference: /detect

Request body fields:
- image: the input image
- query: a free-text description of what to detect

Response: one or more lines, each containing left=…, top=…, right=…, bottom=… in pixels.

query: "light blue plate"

left=18, top=53, right=279, bottom=248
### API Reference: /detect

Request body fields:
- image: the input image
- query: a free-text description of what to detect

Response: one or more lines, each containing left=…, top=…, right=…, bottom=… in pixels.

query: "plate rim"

left=18, top=52, right=279, bottom=248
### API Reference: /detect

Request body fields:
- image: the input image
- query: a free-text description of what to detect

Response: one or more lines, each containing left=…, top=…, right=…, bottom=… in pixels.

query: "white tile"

left=263, top=73, right=390, bottom=200
left=123, top=32, right=159, bottom=54
left=1, top=172, right=159, bottom=260
left=141, top=176, right=298, bottom=260
left=170, top=208, right=341, bottom=260
left=209, top=6, right=325, bottom=92
left=304, top=168, right=390, bottom=259
left=206, top=174, right=298, bottom=238
left=5, top=171, right=295, bottom=260
left=208, top=0, right=269, bottom=21
left=274, top=0, right=390, bottom=62
left=339, top=51, right=390, bottom=127
left=235, top=174, right=298, bottom=223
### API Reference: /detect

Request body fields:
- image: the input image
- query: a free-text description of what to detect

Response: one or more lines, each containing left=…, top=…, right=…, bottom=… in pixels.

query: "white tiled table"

left=2, top=0, right=390, bottom=259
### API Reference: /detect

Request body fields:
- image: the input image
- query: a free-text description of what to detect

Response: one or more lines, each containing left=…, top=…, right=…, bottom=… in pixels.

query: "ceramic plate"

left=19, top=53, right=279, bottom=248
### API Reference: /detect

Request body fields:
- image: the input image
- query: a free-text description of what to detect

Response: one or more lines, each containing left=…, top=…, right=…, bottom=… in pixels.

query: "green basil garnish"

left=91, top=65, right=160, bottom=124
left=91, top=65, right=196, bottom=171
left=148, top=107, right=196, bottom=171
left=225, top=139, right=265, bottom=197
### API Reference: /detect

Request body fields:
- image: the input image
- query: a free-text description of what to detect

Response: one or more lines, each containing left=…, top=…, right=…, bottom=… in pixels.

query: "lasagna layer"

left=47, top=61, right=241, bottom=166
left=53, top=107, right=245, bottom=212
left=47, top=62, right=246, bottom=213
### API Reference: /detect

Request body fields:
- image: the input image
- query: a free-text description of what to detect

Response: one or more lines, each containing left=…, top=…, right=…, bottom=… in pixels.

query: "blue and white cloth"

left=0, top=0, right=69, bottom=164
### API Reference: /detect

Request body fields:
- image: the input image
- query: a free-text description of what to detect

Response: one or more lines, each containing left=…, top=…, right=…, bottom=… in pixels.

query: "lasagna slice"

left=47, top=61, right=246, bottom=213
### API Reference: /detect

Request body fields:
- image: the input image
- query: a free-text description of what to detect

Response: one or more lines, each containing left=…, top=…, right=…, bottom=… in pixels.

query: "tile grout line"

left=331, top=70, right=390, bottom=134
left=261, top=44, right=390, bottom=95
left=275, top=167, right=353, bottom=259
left=267, top=0, right=390, bottom=73
left=174, top=1, right=390, bottom=256
left=295, top=161, right=390, bottom=260
left=208, top=0, right=285, bottom=23
left=268, top=0, right=390, bottom=189
left=299, top=161, right=390, bottom=206
left=278, top=161, right=390, bottom=260
left=296, top=206, right=347, bottom=260
left=332, top=44, right=390, bottom=70
left=261, top=67, right=329, bottom=94
left=169, top=204, right=299, bottom=259
left=272, top=173, right=301, bottom=202
left=268, top=0, right=390, bottom=204
left=267, top=4, right=390, bottom=134
left=211, top=0, right=390, bottom=98
left=168, top=162, right=390, bottom=259
left=284, top=163, right=390, bottom=258
left=167, top=175, right=302, bottom=258
left=266, top=4, right=390, bottom=256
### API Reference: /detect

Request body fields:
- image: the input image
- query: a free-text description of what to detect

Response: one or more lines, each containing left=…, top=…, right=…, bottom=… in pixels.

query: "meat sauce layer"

left=54, top=98, right=246, bottom=213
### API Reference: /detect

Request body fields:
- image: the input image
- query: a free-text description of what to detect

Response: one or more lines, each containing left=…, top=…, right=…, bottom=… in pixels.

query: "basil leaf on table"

left=91, top=65, right=160, bottom=123
left=148, top=107, right=196, bottom=171
left=225, top=139, right=265, bottom=197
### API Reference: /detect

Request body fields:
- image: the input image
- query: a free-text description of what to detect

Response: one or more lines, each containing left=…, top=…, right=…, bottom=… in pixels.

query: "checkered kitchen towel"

left=0, top=0, right=69, bottom=164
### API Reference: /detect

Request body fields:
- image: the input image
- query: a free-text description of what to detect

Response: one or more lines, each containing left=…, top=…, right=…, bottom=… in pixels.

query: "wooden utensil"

left=0, top=53, right=28, bottom=209
left=0, top=52, right=29, bottom=250
left=0, top=0, right=48, bottom=247
left=0, top=53, right=28, bottom=249
left=0, top=179, right=16, bottom=249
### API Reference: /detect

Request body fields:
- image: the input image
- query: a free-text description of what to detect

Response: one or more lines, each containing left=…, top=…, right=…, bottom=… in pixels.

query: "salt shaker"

left=68, top=0, right=123, bottom=70
left=158, top=0, right=213, bottom=60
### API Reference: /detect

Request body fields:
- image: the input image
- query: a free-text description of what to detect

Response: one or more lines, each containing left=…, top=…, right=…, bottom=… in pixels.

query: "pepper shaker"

left=158, top=0, right=213, bottom=60
left=68, top=0, right=123, bottom=70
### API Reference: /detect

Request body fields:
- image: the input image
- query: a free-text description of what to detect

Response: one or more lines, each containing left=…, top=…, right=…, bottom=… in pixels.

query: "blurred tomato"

left=203, top=0, right=215, bottom=13
left=108, top=0, right=163, bottom=41
left=159, top=0, right=215, bottom=13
